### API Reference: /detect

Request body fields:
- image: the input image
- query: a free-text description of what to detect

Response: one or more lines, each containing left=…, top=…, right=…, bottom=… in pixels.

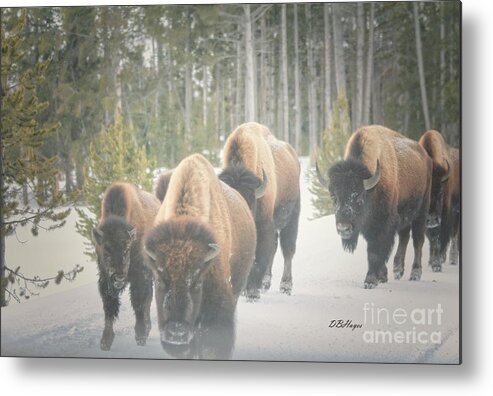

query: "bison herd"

left=92, top=122, right=460, bottom=358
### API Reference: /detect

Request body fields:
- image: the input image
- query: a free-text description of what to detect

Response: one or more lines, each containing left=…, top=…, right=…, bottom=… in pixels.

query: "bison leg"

left=261, top=231, right=278, bottom=292
left=279, top=199, right=300, bottom=295
left=196, top=319, right=235, bottom=360
left=427, top=228, right=442, bottom=272
left=393, top=227, right=411, bottom=280
left=410, top=219, right=426, bottom=281
left=129, top=268, right=153, bottom=346
left=449, top=214, right=460, bottom=266
left=98, top=277, right=120, bottom=351
left=246, top=219, right=277, bottom=301
left=449, top=232, right=459, bottom=266
left=365, top=236, right=393, bottom=289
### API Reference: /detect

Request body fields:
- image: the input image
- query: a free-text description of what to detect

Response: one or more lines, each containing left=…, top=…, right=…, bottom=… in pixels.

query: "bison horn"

left=255, top=169, right=268, bottom=199
left=204, top=243, right=220, bottom=263
left=363, top=160, right=381, bottom=191
left=92, top=227, right=104, bottom=245
left=315, top=161, right=329, bottom=187
left=143, top=245, right=157, bottom=261
left=441, top=159, right=450, bottom=183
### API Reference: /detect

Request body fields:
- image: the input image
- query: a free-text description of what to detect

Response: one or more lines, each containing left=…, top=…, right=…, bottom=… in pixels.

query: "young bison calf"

left=93, top=182, right=160, bottom=350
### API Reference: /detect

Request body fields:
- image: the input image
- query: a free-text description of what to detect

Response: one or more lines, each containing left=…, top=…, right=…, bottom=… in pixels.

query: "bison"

left=418, top=130, right=460, bottom=271
left=219, top=122, right=301, bottom=300
left=92, top=182, right=160, bottom=350
left=316, top=125, right=432, bottom=289
left=143, top=153, right=257, bottom=359
left=154, top=169, right=173, bottom=202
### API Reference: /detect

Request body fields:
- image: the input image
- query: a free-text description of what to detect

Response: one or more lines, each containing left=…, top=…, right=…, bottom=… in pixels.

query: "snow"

left=1, top=157, right=459, bottom=363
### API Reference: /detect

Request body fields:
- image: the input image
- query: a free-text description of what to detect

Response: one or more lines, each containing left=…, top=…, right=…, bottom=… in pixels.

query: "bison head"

left=93, top=215, right=137, bottom=291
left=219, top=164, right=268, bottom=216
left=144, top=218, right=221, bottom=351
left=317, top=159, right=381, bottom=252
left=427, top=159, right=450, bottom=229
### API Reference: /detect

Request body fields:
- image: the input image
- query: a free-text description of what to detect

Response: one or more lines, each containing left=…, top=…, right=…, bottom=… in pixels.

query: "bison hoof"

left=261, top=275, right=272, bottom=292
left=280, top=280, right=292, bottom=295
left=432, top=265, right=442, bottom=273
left=450, top=259, right=458, bottom=266
left=364, top=281, right=377, bottom=289
left=364, top=274, right=379, bottom=289
left=246, top=289, right=260, bottom=302
left=394, top=270, right=404, bottom=280
left=100, top=336, right=114, bottom=351
left=100, top=328, right=115, bottom=351
left=135, top=336, right=147, bottom=346
left=409, top=270, right=422, bottom=281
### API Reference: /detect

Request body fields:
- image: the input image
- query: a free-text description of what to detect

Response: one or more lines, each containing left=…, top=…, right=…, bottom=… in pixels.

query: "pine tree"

left=1, top=10, right=78, bottom=306
left=75, top=114, right=155, bottom=259
left=308, top=107, right=347, bottom=219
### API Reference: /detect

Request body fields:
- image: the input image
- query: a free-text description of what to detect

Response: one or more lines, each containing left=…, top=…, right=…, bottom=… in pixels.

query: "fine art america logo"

left=329, top=303, right=444, bottom=345
left=362, top=302, right=443, bottom=344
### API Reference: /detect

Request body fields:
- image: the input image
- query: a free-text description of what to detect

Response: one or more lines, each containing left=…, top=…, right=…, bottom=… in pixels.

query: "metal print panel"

left=0, top=1, right=461, bottom=363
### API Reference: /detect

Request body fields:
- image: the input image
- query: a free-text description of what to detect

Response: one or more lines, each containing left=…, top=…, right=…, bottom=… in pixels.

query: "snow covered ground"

left=1, top=158, right=460, bottom=363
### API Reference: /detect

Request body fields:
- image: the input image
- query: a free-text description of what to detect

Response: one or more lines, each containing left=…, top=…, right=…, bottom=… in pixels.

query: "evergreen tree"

left=308, top=107, right=347, bottom=219
left=75, top=114, right=155, bottom=259
left=1, top=10, right=80, bottom=306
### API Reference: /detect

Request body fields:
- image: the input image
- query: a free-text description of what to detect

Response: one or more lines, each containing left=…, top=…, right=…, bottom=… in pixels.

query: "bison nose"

left=336, top=222, right=352, bottom=233
left=111, top=273, right=126, bottom=289
left=426, top=215, right=441, bottom=229
left=163, top=321, right=193, bottom=346
left=112, top=274, right=125, bottom=282
left=336, top=222, right=353, bottom=239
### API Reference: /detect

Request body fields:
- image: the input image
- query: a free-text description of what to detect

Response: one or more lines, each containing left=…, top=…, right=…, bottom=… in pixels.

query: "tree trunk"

left=281, top=4, right=289, bottom=142
left=332, top=6, right=347, bottom=102
left=294, top=4, right=301, bottom=153
left=440, top=2, right=446, bottom=134
left=305, top=4, right=318, bottom=163
left=244, top=5, right=256, bottom=121
left=184, top=29, right=192, bottom=152
left=362, top=3, right=374, bottom=125
left=203, top=64, right=208, bottom=129
left=235, top=37, right=242, bottom=127
left=215, top=64, right=221, bottom=139
left=332, top=4, right=351, bottom=135
left=259, top=14, right=267, bottom=125
left=323, top=4, right=333, bottom=131
left=372, top=71, right=383, bottom=125
left=355, top=3, right=365, bottom=128
left=0, top=124, right=6, bottom=306
left=413, top=2, right=431, bottom=130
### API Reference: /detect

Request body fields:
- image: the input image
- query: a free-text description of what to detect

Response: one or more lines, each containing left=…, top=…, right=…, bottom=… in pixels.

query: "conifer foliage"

left=75, top=114, right=155, bottom=259
left=1, top=10, right=80, bottom=306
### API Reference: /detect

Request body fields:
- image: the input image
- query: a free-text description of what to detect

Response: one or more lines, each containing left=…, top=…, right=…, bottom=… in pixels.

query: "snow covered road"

left=1, top=159, right=460, bottom=363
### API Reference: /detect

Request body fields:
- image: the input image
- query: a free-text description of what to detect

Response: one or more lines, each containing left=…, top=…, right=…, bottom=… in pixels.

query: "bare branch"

left=252, top=5, right=273, bottom=22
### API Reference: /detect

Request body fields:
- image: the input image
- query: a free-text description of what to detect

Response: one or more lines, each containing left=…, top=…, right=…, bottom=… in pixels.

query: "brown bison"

left=93, top=182, right=160, bottom=350
left=317, top=125, right=432, bottom=288
left=418, top=130, right=460, bottom=271
left=143, top=154, right=257, bottom=359
left=154, top=169, right=173, bottom=202
left=219, top=122, right=301, bottom=300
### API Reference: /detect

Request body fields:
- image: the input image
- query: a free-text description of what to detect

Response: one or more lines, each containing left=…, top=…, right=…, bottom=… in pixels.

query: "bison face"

left=144, top=221, right=220, bottom=351
left=93, top=216, right=136, bottom=291
left=427, top=161, right=450, bottom=229
left=317, top=159, right=380, bottom=252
